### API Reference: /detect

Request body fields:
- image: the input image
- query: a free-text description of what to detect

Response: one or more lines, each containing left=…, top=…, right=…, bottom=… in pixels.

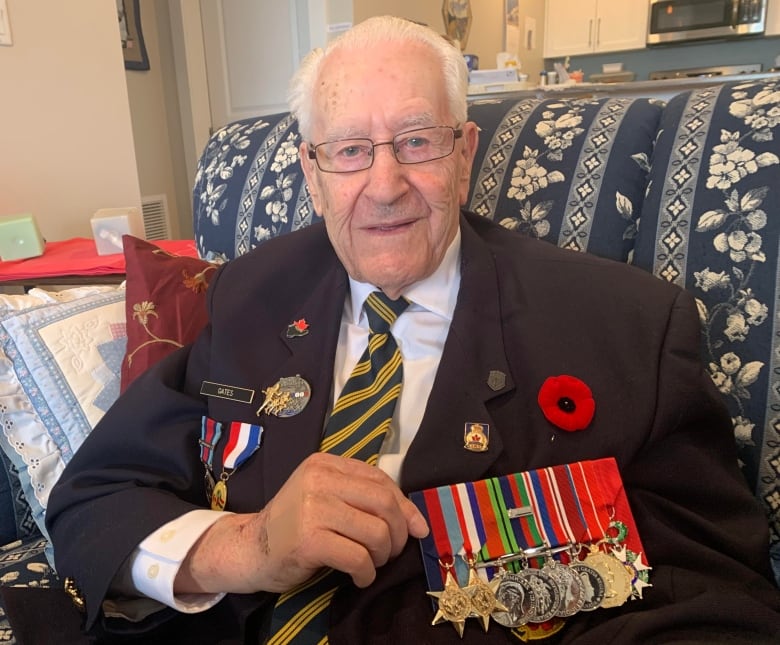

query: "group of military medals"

left=426, top=527, right=650, bottom=638
left=199, top=374, right=312, bottom=511
left=410, top=459, right=652, bottom=639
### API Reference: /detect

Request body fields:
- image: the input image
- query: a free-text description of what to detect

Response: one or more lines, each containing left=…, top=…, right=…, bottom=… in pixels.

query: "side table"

left=0, top=237, right=198, bottom=291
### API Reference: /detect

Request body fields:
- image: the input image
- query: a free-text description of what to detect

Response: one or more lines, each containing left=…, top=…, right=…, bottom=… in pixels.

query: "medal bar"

left=409, top=458, right=652, bottom=639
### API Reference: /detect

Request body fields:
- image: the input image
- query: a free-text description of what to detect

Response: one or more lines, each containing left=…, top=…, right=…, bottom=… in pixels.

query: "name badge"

left=200, top=381, right=255, bottom=404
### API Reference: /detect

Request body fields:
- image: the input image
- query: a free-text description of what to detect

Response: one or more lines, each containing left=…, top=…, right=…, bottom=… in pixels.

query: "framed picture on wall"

left=117, top=0, right=149, bottom=71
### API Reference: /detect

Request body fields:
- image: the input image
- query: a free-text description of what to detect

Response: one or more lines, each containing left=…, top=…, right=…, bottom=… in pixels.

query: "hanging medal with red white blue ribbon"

left=210, top=421, right=263, bottom=511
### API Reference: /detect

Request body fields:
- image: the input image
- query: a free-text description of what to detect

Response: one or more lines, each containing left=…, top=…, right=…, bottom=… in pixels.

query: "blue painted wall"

left=547, top=35, right=780, bottom=79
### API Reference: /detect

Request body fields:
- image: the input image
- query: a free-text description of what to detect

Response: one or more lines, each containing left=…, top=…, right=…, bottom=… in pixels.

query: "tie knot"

left=364, top=291, right=409, bottom=334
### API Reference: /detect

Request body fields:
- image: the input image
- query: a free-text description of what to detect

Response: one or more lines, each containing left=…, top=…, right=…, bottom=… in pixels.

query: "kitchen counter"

left=467, top=71, right=780, bottom=102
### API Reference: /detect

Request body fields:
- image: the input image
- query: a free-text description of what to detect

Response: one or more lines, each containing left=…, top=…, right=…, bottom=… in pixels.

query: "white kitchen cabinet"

left=544, top=0, right=649, bottom=58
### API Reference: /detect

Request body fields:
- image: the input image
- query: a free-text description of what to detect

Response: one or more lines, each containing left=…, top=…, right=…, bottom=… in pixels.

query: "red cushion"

left=120, top=236, right=217, bottom=392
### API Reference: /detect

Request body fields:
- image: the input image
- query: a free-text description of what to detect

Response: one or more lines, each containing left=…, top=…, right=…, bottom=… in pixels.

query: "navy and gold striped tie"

left=268, top=291, right=410, bottom=644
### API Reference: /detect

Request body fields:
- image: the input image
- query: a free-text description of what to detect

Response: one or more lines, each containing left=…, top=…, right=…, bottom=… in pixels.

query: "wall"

left=0, top=0, right=141, bottom=243
left=352, top=0, right=545, bottom=80
left=126, top=0, right=190, bottom=238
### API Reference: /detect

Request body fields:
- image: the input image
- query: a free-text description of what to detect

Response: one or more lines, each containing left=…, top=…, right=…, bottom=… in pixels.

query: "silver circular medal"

left=521, top=568, right=561, bottom=623
left=569, top=562, right=606, bottom=612
left=544, top=560, right=586, bottom=617
left=493, top=572, right=537, bottom=628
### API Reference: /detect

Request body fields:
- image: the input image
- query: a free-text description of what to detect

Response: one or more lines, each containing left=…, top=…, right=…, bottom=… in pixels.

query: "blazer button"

left=63, top=577, right=86, bottom=612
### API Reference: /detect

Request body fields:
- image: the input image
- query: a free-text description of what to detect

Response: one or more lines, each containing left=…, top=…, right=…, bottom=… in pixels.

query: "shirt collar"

left=346, top=227, right=462, bottom=324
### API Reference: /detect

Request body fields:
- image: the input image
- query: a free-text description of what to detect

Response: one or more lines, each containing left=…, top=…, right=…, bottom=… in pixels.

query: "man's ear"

left=300, top=142, right=323, bottom=217
left=458, top=121, right=479, bottom=206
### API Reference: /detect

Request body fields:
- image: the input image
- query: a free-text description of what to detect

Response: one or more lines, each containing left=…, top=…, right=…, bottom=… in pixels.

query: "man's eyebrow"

left=318, top=127, right=369, bottom=142
left=395, top=114, right=436, bottom=130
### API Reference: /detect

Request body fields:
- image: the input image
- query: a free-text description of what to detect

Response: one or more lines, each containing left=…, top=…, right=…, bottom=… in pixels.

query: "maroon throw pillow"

left=120, top=235, right=217, bottom=392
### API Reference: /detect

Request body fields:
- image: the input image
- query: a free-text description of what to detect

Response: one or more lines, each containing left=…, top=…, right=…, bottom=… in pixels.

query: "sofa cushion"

left=632, top=78, right=780, bottom=584
left=467, top=95, right=664, bottom=262
left=121, top=236, right=218, bottom=392
left=0, top=287, right=126, bottom=558
left=193, top=113, right=316, bottom=262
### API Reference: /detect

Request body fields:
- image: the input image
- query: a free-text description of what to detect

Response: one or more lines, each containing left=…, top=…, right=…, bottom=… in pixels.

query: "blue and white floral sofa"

left=193, top=77, right=780, bottom=588
left=0, top=77, right=778, bottom=642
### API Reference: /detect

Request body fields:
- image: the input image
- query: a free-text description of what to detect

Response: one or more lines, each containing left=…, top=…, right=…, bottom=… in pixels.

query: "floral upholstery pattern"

left=0, top=537, right=52, bottom=641
left=467, top=96, right=663, bottom=262
left=632, top=79, right=780, bottom=582
left=193, top=112, right=314, bottom=263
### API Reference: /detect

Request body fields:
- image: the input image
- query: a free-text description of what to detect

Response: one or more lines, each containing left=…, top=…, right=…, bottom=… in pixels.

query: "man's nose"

left=364, top=143, right=408, bottom=201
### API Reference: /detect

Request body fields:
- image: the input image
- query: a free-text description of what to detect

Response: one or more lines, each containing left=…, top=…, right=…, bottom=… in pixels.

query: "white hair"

left=288, top=15, right=469, bottom=141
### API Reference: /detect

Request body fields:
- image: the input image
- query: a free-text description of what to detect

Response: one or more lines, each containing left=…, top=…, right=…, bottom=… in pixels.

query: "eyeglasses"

left=307, top=126, right=463, bottom=173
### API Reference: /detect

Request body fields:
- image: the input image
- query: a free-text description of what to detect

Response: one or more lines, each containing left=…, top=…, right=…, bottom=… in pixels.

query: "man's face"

left=300, top=41, right=478, bottom=298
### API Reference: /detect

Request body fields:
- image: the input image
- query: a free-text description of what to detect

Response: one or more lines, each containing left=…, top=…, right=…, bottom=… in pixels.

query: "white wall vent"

left=141, top=194, right=170, bottom=240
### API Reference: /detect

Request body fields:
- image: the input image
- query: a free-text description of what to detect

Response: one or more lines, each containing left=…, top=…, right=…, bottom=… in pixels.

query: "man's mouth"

left=369, top=219, right=416, bottom=232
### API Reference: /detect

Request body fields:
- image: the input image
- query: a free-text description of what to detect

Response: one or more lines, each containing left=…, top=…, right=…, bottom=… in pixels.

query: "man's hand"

left=174, top=453, right=429, bottom=595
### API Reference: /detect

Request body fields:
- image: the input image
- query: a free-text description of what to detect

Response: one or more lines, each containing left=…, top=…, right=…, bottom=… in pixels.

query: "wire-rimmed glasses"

left=307, top=125, right=463, bottom=173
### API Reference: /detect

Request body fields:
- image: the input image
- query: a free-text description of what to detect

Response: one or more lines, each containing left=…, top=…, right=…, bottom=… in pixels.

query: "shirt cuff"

left=128, top=509, right=231, bottom=613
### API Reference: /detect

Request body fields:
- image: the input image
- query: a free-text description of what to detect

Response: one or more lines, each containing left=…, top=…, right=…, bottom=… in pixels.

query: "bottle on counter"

left=547, top=71, right=558, bottom=85
left=539, top=70, right=547, bottom=86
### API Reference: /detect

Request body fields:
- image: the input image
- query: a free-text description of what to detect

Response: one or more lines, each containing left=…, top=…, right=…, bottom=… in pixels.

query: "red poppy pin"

left=537, top=375, right=595, bottom=432
left=286, top=319, right=309, bottom=338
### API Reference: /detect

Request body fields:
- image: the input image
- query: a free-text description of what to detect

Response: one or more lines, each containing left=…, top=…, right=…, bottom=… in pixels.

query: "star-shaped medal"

left=463, top=567, right=508, bottom=632
left=427, top=569, right=471, bottom=637
left=611, top=544, right=653, bottom=599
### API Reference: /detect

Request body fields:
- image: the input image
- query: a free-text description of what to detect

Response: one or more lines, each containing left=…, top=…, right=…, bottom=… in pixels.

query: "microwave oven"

left=647, top=0, right=766, bottom=45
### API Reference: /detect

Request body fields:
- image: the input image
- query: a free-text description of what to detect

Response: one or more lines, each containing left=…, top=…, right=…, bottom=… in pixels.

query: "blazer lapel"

left=259, top=256, right=348, bottom=500
left=401, top=217, right=518, bottom=493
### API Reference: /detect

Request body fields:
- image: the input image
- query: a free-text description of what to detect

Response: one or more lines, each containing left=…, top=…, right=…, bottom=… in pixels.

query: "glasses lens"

left=316, top=139, right=373, bottom=172
left=394, top=127, right=455, bottom=164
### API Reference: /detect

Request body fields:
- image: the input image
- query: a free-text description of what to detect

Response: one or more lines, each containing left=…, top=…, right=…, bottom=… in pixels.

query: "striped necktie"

left=267, top=291, right=410, bottom=644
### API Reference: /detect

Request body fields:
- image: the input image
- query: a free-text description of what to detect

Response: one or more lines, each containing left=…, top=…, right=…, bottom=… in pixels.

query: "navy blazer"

left=43, top=212, right=780, bottom=644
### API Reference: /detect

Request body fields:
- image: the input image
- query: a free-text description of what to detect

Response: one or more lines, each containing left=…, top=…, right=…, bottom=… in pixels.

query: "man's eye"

left=336, top=144, right=366, bottom=158
left=401, top=136, right=430, bottom=149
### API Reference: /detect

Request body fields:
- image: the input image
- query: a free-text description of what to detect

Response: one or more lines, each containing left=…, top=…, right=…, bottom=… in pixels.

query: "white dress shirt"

left=113, top=230, right=462, bottom=615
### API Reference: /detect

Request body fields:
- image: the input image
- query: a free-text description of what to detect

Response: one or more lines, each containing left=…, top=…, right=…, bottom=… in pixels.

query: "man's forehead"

left=310, top=42, right=450, bottom=138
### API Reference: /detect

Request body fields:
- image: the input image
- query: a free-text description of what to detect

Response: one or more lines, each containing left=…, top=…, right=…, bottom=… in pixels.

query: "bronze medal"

left=583, top=548, right=632, bottom=608
left=210, top=479, right=227, bottom=511
left=427, top=569, right=471, bottom=637
left=463, top=567, right=508, bottom=632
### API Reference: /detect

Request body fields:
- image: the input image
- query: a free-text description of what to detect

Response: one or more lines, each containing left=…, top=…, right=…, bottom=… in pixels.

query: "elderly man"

left=45, top=15, right=779, bottom=645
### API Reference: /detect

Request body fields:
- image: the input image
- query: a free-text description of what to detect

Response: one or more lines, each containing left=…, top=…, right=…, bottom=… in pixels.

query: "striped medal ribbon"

left=199, top=416, right=223, bottom=502
left=210, top=421, right=263, bottom=511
